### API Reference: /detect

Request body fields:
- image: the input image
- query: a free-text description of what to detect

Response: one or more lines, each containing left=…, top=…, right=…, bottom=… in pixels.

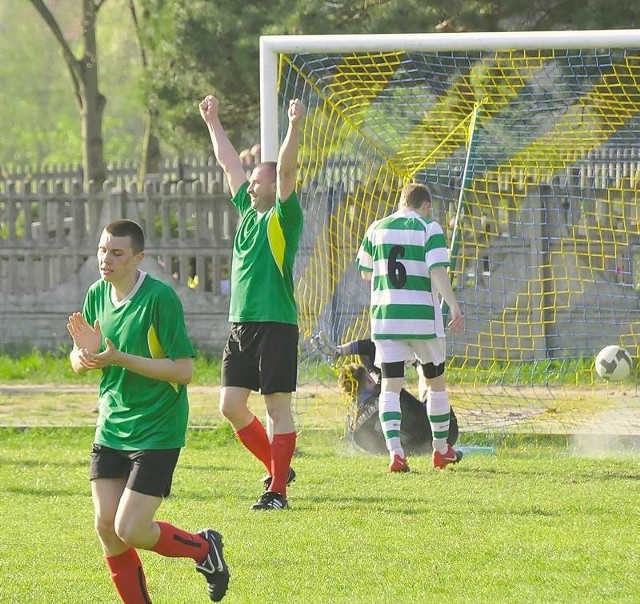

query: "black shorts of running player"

left=222, top=321, right=299, bottom=395
left=89, top=444, right=181, bottom=498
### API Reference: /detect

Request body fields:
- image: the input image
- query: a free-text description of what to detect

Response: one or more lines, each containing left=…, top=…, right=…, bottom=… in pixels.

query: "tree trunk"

left=28, top=0, right=106, bottom=191
left=80, top=0, right=106, bottom=189
left=138, top=107, right=162, bottom=184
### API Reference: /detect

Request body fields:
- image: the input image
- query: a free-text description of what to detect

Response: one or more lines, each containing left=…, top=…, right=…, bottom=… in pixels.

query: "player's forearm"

left=207, top=120, right=241, bottom=175
left=277, top=120, right=301, bottom=182
left=112, top=354, right=193, bottom=385
left=431, top=266, right=461, bottom=314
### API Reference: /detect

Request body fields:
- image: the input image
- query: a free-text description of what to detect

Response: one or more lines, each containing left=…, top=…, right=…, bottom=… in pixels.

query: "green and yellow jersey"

left=82, top=272, right=195, bottom=450
left=228, top=181, right=303, bottom=325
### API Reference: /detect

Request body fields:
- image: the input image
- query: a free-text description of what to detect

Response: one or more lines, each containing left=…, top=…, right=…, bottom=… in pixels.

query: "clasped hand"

left=66, top=312, right=120, bottom=370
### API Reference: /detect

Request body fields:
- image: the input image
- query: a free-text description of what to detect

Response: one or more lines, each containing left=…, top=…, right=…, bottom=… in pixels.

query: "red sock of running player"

left=151, top=522, right=209, bottom=561
left=236, top=415, right=272, bottom=472
left=105, top=547, right=151, bottom=604
left=269, top=432, right=297, bottom=496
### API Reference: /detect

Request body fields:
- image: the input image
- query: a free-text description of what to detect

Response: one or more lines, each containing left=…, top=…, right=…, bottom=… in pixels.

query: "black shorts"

left=222, top=322, right=298, bottom=394
left=89, top=444, right=181, bottom=498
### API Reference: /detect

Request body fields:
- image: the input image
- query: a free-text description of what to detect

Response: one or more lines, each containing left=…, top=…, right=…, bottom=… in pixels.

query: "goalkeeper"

left=311, top=334, right=458, bottom=455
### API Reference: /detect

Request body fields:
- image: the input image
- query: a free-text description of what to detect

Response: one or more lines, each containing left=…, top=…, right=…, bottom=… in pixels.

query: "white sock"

left=427, top=390, right=451, bottom=454
left=379, top=389, right=404, bottom=458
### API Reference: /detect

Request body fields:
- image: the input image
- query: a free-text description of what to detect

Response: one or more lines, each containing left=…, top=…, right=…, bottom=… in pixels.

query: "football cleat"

left=389, top=454, right=410, bottom=473
left=195, top=529, right=230, bottom=602
left=260, top=466, right=297, bottom=491
left=432, top=445, right=463, bottom=469
left=251, top=491, right=288, bottom=510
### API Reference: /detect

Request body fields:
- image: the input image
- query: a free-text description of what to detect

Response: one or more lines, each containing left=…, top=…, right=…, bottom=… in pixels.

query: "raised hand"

left=288, top=98, right=305, bottom=125
left=67, top=312, right=102, bottom=353
left=199, top=94, right=219, bottom=123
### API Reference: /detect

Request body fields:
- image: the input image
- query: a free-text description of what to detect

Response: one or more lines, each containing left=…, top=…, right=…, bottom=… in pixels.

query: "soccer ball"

left=594, top=345, right=633, bottom=381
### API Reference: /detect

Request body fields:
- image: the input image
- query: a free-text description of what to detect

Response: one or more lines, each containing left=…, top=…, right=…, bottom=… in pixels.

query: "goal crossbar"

left=259, top=29, right=640, bottom=158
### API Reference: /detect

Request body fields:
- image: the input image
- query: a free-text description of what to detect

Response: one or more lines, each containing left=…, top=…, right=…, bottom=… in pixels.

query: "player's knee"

left=219, top=402, right=248, bottom=427
left=218, top=398, right=231, bottom=417
left=219, top=393, right=247, bottom=420
left=420, top=361, right=445, bottom=379
left=265, top=404, right=292, bottom=425
left=113, top=515, right=148, bottom=548
left=94, top=514, right=117, bottom=543
left=381, top=361, right=404, bottom=379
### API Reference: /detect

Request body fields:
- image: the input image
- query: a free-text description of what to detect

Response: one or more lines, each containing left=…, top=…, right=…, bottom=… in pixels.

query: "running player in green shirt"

left=199, top=94, right=304, bottom=510
left=67, top=219, right=229, bottom=603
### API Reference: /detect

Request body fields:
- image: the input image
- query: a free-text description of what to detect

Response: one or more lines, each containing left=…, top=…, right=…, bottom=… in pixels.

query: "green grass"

left=1, top=428, right=638, bottom=603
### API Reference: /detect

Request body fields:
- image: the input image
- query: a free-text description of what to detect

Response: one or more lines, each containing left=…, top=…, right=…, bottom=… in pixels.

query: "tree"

left=28, top=0, right=107, bottom=188
left=132, top=0, right=269, bottom=158
left=128, top=0, right=162, bottom=180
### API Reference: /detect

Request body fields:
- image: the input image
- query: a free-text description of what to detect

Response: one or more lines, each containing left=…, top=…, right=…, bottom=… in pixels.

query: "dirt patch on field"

left=1, top=382, right=639, bottom=435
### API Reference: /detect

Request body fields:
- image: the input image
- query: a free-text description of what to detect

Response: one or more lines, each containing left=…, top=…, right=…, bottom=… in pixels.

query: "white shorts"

left=374, top=338, right=446, bottom=367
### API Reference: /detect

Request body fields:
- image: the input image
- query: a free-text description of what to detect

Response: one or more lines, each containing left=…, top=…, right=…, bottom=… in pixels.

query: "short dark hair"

left=399, top=183, right=432, bottom=209
left=104, top=219, right=145, bottom=253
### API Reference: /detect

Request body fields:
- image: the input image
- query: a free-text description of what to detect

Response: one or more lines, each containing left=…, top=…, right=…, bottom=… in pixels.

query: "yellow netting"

left=278, top=45, right=640, bottom=436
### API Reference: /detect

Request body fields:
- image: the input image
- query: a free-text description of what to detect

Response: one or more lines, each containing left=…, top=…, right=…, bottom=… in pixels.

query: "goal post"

left=260, top=30, right=640, bottom=440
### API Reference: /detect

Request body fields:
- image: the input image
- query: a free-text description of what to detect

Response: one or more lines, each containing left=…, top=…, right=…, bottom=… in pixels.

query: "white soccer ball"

left=594, top=345, right=633, bottom=382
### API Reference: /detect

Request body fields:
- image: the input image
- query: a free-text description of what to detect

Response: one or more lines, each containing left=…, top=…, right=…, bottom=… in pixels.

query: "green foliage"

left=4, top=0, right=640, bottom=172
left=1, top=428, right=639, bottom=603
left=0, top=3, right=79, bottom=166
left=0, top=348, right=221, bottom=386
left=0, top=0, right=142, bottom=169
left=134, top=0, right=268, bottom=153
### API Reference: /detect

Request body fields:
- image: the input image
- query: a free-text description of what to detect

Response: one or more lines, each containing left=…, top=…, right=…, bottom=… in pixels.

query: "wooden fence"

left=5, top=146, right=640, bottom=195
left=0, top=178, right=235, bottom=296
left=0, top=164, right=240, bottom=351
left=1, top=156, right=226, bottom=197
left=1, top=152, right=640, bottom=354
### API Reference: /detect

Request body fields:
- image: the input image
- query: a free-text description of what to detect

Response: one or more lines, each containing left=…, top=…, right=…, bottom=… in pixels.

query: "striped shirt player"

left=357, top=208, right=449, bottom=341
left=356, top=183, right=464, bottom=473
left=200, top=94, right=305, bottom=511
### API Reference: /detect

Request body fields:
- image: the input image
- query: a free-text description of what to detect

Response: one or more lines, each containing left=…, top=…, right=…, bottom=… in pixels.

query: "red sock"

left=105, top=547, right=152, bottom=604
left=269, top=432, right=296, bottom=496
left=151, top=522, right=209, bottom=562
left=236, top=416, right=272, bottom=472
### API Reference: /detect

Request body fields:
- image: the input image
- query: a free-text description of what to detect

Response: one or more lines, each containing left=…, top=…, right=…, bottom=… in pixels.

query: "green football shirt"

left=82, top=272, right=195, bottom=450
left=228, top=181, right=303, bottom=324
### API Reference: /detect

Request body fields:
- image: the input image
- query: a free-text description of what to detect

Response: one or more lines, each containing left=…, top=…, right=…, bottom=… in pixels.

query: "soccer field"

left=1, top=427, right=638, bottom=604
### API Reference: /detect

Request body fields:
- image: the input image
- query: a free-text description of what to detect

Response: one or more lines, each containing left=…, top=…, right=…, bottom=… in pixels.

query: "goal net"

left=260, top=31, right=640, bottom=442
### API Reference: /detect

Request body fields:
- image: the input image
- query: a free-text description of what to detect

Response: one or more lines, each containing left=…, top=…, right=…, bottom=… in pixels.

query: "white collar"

left=111, top=270, right=147, bottom=307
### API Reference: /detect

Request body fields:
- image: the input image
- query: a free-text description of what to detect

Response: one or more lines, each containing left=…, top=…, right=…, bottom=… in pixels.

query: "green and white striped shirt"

left=356, top=209, right=449, bottom=340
